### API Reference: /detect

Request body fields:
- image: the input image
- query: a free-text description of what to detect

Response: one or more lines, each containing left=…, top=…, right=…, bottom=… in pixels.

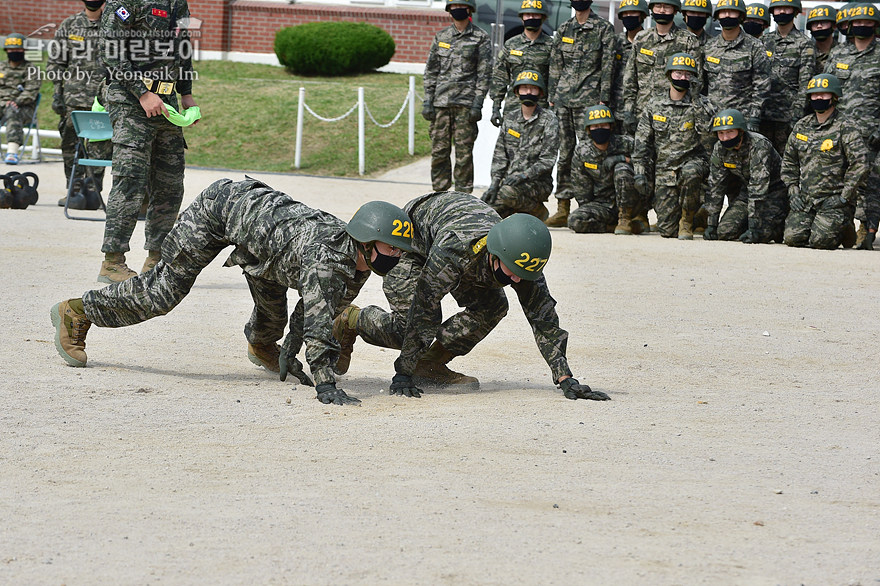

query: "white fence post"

left=295, top=87, right=305, bottom=170
left=358, top=86, right=365, bottom=176
left=408, top=75, right=415, bottom=156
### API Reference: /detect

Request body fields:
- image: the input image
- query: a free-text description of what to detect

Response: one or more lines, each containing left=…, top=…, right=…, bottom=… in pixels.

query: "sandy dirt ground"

left=1, top=161, right=878, bottom=585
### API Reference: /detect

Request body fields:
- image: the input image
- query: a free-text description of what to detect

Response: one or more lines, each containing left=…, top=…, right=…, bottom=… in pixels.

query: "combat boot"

left=50, top=298, right=91, bottom=367
left=332, top=305, right=360, bottom=375
left=614, top=207, right=633, bottom=235
left=841, top=221, right=857, bottom=249
left=855, top=223, right=867, bottom=248
left=528, top=201, right=550, bottom=222
left=141, top=250, right=161, bottom=274
left=413, top=341, right=479, bottom=390
left=678, top=211, right=694, bottom=240
left=631, top=214, right=650, bottom=234
left=545, top=199, right=570, bottom=227
left=692, top=207, right=709, bottom=234
left=247, top=342, right=281, bottom=373
left=98, top=252, right=137, bottom=284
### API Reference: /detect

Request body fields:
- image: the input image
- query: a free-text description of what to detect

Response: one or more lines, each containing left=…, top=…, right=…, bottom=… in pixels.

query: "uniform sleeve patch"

left=706, top=55, right=720, bottom=64
left=507, top=128, right=521, bottom=138
left=509, top=49, right=523, bottom=56
left=584, top=162, right=598, bottom=169
left=115, top=6, right=131, bottom=21
left=796, top=133, right=809, bottom=142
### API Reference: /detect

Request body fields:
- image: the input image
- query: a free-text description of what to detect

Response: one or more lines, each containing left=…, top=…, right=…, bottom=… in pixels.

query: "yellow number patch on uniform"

left=472, top=236, right=487, bottom=255
left=724, top=162, right=737, bottom=169
left=510, top=49, right=523, bottom=56
left=706, top=56, right=720, bottom=64
left=584, top=162, right=598, bottom=169
left=796, top=133, right=809, bottom=142
left=640, top=48, right=654, bottom=56
left=438, top=42, right=451, bottom=49
left=681, top=121, right=694, bottom=130
left=820, top=139, right=834, bottom=151
left=562, top=36, right=574, bottom=44
left=69, top=34, right=85, bottom=42
left=507, top=128, right=521, bottom=138
left=653, top=114, right=667, bottom=122
left=836, top=63, right=849, bottom=70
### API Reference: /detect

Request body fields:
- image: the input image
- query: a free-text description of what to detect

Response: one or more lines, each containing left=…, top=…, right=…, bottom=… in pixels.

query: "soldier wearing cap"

left=743, top=3, right=771, bottom=38
left=681, top=0, right=715, bottom=45
left=0, top=34, right=41, bottom=164
left=806, top=4, right=838, bottom=72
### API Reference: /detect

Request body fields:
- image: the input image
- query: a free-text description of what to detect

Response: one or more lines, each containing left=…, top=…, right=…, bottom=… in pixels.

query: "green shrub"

left=274, top=21, right=396, bottom=76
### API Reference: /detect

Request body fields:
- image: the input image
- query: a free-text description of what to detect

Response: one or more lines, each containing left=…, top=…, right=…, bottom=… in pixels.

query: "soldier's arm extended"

left=474, top=32, right=492, bottom=106
left=423, top=34, right=441, bottom=104
left=510, top=277, right=572, bottom=383
left=632, top=107, right=655, bottom=177
left=490, top=124, right=510, bottom=182
left=795, top=42, right=817, bottom=122
left=547, top=32, right=563, bottom=105
left=532, top=110, right=560, bottom=176
left=101, top=1, right=148, bottom=100
left=46, top=18, right=70, bottom=82
left=840, top=124, right=870, bottom=205
left=489, top=45, right=511, bottom=105
left=705, top=144, right=728, bottom=225
left=748, top=43, right=772, bottom=124
left=597, top=25, right=615, bottom=105
left=688, top=34, right=706, bottom=97
left=621, top=38, right=639, bottom=124
left=779, top=129, right=800, bottom=189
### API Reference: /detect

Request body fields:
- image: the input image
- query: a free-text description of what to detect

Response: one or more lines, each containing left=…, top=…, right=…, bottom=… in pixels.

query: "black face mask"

left=810, top=97, right=832, bottom=113
left=720, top=134, right=742, bottom=149
left=849, top=25, right=875, bottom=39
left=652, top=11, right=675, bottom=24
left=518, top=93, right=539, bottom=107
left=84, top=0, right=105, bottom=9
left=365, top=244, right=400, bottom=276
left=718, top=16, right=741, bottom=29
left=621, top=15, right=643, bottom=31
left=742, top=21, right=765, bottom=36
left=571, top=0, right=592, bottom=11
left=670, top=78, right=691, bottom=92
left=685, top=14, right=708, bottom=30
left=491, top=257, right=516, bottom=286
left=449, top=7, right=470, bottom=21
left=589, top=127, right=611, bottom=144
left=523, top=17, right=542, bottom=31
left=810, top=27, right=833, bottom=41
left=6, top=51, right=24, bottom=63
left=772, top=12, right=795, bottom=25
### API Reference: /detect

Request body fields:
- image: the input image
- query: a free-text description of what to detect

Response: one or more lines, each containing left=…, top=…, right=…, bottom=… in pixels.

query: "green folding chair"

left=64, top=110, right=112, bottom=221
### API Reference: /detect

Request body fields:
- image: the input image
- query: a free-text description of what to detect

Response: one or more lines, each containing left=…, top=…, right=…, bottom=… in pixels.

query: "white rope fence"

left=295, top=76, right=417, bottom=176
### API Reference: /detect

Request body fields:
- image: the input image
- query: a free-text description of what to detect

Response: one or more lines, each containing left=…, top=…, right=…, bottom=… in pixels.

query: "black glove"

left=868, top=129, right=880, bottom=151
left=389, top=373, right=422, bottom=398
left=279, top=351, right=314, bottom=386
left=746, top=118, right=761, bottom=132
left=421, top=101, right=435, bottom=122
left=633, top=174, right=648, bottom=196
left=703, top=225, right=718, bottom=240
left=481, top=180, right=500, bottom=205
left=559, top=377, right=610, bottom=401
left=602, top=154, right=627, bottom=172
left=315, top=382, right=361, bottom=405
left=859, top=230, right=876, bottom=251
left=502, top=172, right=527, bottom=187
left=468, top=106, right=483, bottom=123
left=51, top=91, right=65, bottom=116
left=739, top=229, right=755, bottom=243
left=490, top=103, right=503, bottom=127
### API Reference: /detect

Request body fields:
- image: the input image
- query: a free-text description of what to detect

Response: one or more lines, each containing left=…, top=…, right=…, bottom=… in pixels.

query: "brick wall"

left=1, top=0, right=443, bottom=64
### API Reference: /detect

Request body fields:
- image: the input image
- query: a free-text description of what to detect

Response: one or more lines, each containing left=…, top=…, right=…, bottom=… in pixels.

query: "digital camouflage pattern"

left=82, top=178, right=370, bottom=386
left=429, top=106, right=478, bottom=193
left=0, top=59, right=40, bottom=144
left=568, top=134, right=635, bottom=233
left=356, top=191, right=573, bottom=383
left=813, top=36, right=837, bottom=73
left=781, top=110, right=870, bottom=248
left=423, top=22, right=492, bottom=108
left=609, top=31, right=634, bottom=119
left=760, top=28, right=816, bottom=153
left=706, top=131, right=788, bottom=241
left=703, top=30, right=772, bottom=122
left=490, top=31, right=552, bottom=109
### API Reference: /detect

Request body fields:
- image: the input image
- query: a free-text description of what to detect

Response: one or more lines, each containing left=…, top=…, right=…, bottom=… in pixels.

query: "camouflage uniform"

left=609, top=31, right=634, bottom=124
left=824, top=39, right=880, bottom=230
left=0, top=59, right=40, bottom=146
left=81, top=178, right=370, bottom=386
left=47, top=10, right=113, bottom=187
left=568, top=134, right=636, bottom=233
left=814, top=36, right=838, bottom=73
left=357, top=191, right=573, bottom=382
left=760, top=28, right=816, bottom=154
left=423, top=22, right=491, bottom=193
left=490, top=30, right=552, bottom=110
left=487, top=105, right=559, bottom=215
left=100, top=0, right=194, bottom=254
left=633, top=93, right=715, bottom=236
left=548, top=12, right=617, bottom=199
left=706, top=131, right=788, bottom=241
left=703, top=30, right=772, bottom=126
left=781, top=110, right=870, bottom=248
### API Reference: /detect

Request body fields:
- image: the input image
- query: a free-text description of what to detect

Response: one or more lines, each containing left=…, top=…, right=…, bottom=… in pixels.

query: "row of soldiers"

left=423, top=0, right=880, bottom=249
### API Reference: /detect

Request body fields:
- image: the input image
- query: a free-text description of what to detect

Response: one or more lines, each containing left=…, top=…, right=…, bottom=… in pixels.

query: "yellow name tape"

left=507, top=128, right=521, bottom=138
left=796, top=133, right=809, bottom=142
left=562, top=36, right=574, bottom=44
left=836, top=63, right=849, bottom=70
left=472, top=236, right=487, bottom=255
left=724, top=162, right=737, bottom=168
left=438, top=41, right=451, bottom=49
left=640, top=48, right=654, bottom=56
left=653, top=114, right=667, bottom=122
left=510, top=49, right=523, bottom=56
left=706, top=56, right=720, bottom=64
left=584, top=162, right=598, bottom=169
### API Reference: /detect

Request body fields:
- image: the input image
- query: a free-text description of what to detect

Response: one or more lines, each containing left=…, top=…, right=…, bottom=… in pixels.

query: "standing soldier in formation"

left=633, top=53, right=715, bottom=239
left=703, top=0, right=771, bottom=133
left=760, top=0, right=816, bottom=155
left=567, top=105, right=638, bottom=234
left=333, top=191, right=610, bottom=402
left=704, top=108, right=788, bottom=243
left=489, top=0, right=552, bottom=126
left=48, top=0, right=112, bottom=206
left=824, top=3, right=880, bottom=249
left=483, top=70, right=559, bottom=220
left=743, top=3, right=771, bottom=38
left=0, top=34, right=41, bottom=165
left=835, top=6, right=851, bottom=39
left=544, top=0, right=617, bottom=228
left=422, top=0, right=491, bottom=195
left=610, top=0, right=649, bottom=127
left=782, top=74, right=869, bottom=249
left=806, top=5, right=838, bottom=73
left=681, top=0, right=714, bottom=45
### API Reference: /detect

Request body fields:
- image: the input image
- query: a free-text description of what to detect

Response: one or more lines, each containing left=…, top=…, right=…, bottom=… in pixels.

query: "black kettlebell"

left=82, top=177, right=101, bottom=210
left=67, top=177, right=87, bottom=210
left=0, top=173, right=14, bottom=209
left=19, top=171, right=39, bottom=206
left=9, top=173, right=35, bottom=209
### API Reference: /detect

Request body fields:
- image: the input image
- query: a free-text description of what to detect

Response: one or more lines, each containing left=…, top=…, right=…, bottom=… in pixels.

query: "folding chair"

left=64, top=110, right=112, bottom=221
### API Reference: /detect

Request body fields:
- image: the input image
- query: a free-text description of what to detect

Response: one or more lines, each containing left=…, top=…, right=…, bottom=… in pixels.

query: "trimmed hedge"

left=274, top=21, right=396, bottom=76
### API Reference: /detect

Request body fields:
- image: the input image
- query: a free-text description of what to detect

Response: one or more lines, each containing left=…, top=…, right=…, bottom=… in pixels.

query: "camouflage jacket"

left=706, top=131, right=786, bottom=224
left=490, top=106, right=559, bottom=181
left=548, top=12, right=616, bottom=107
left=824, top=39, right=880, bottom=139
left=571, top=134, right=633, bottom=205
left=633, top=93, right=715, bottom=184
left=609, top=30, right=635, bottom=115
left=781, top=110, right=869, bottom=205
left=813, top=37, right=837, bottom=74
left=490, top=31, right=552, bottom=107
left=622, top=25, right=704, bottom=119
left=762, top=28, right=816, bottom=123
left=424, top=22, right=492, bottom=108
left=47, top=11, right=107, bottom=108
left=703, top=29, right=771, bottom=122
left=0, top=60, right=41, bottom=106
left=394, top=191, right=572, bottom=381
left=101, top=0, right=194, bottom=106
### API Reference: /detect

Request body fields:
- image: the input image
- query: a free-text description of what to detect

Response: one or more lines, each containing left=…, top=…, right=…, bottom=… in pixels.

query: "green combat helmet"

left=805, top=73, right=842, bottom=97
left=3, top=33, right=25, bottom=50
left=806, top=4, right=837, bottom=26
left=512, top=69, right=547, bottom=94
left=649, top=0, right=682, bottom=11
left=711, top=108, right=747, bottom=132
left=618, top=0, right=650, bottom=16
left=486, top=213, right=552, bottom=281
left=713, top=0, right=747, bottom=19
left=681, top=0, right=712, bottom=15
left=746, top=3, right=771, bottom=25
left=518, top=0, right=551, bottom=17
left=768, top=0, right=802, bottom=15
left=584, top=104, right=616, bottom=127
left=346, top=201, right=415, bottom=252
left=665, top=52, right=699, bottom=75
left=446, top=0, right=477, bottom=11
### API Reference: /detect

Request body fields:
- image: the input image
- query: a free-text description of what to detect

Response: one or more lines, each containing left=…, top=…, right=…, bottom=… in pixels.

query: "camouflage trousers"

left=783, top=197, right=853, bottom=249
left=430, top=106, right=478, bottom=193
left=102, top=101, right=186, bottom=254
left=758, top=120, right=792, bottom=156
left=717, top=190, right=788, bottom=242
left=0, top=102, right=35, bottom=145
left=59, top=106, right=112, bottom=189
left=492, top=174, right=553, bottom=216
left=856, top=145, right=880, bottom=230
left=554, top=105, right=587, bottom=200
left=653, top=160, right=709, bottom=238
left=567, top=201, right=616, bottom=233
left=357, top=253, right=508, bottom=358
